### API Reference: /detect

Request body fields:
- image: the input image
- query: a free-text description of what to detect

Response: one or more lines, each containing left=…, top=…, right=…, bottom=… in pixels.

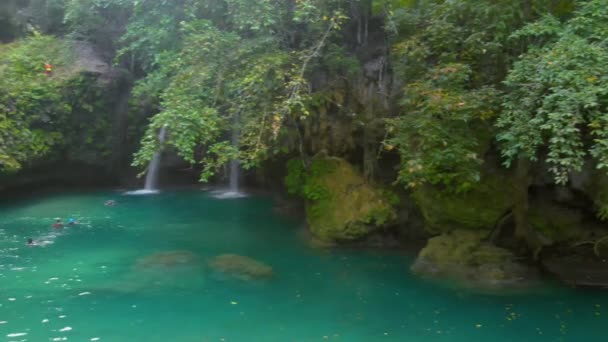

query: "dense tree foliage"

left=0, top=36, right=71, bottom=171
left=2, top=0, right=608, bottom=231
left=498, top=0, right=608, bottom=185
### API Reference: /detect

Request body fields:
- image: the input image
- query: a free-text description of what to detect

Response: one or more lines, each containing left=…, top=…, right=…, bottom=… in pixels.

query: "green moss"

left=413, top=230, right=530, bottom=288
left=286, top=157, right=397, bottom=242
left=412, top=169, right=515, bottom=233
left=417, top=230, right=488, bottom=265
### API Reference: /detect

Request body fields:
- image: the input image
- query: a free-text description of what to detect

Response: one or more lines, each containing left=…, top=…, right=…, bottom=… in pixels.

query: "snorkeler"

left=68, top=217, right=77, bottom=226
left=27, top=238, right=34, bottom=246
left=52, top=219, right=63, bottom=228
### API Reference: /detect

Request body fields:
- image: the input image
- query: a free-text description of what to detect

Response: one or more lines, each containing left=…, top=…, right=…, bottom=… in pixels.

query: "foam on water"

left=123, top=189, right=160, bottom=196
left=210, top=190, right=248, bottom=199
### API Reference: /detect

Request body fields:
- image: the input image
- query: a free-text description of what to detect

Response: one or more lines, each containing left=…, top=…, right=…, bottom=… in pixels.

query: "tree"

left=497, top=0, right=608, bottom=244
left=385, top=0, right=535, bottom=192
left=131, top=0, right=352, bottom=181
left=0, top=36, right=70, bottom=171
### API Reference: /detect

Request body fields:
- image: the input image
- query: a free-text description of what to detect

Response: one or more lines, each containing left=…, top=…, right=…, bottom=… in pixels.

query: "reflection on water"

left=0, top=191, right=606, bottom=341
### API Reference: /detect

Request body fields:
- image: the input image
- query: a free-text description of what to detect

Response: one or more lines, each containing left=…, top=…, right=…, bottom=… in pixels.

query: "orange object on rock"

left=44, top=63, right=52, bottom=75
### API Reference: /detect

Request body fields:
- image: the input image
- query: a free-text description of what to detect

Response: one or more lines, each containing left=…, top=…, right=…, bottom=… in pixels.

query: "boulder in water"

left=411, top=230, right=536, bottom=289
left=208, top=254, right=273, bottom=280
left=135, top=250, right=199, bottom=269
left=289, top=157, right=397, bottom=242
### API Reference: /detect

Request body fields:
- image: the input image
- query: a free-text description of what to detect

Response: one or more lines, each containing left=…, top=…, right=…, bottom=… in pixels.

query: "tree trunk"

left=513, top=157, right=546, bottom=259
left=513, top=157, right=533, bottom=248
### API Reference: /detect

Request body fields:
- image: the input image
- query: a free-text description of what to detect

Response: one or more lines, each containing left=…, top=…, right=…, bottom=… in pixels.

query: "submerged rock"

left=208, top=254, right=273, bottom=280
left=412, top=230, right=536, bottom=289
left=135, top=251, right=199, bottom=269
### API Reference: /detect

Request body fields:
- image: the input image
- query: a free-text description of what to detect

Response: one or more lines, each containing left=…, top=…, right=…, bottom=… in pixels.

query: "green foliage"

left=386, top=0, right=525, bottom=192
left=386, top=64, right=499, bottom=191
left=285, top=158, right=306, bottom=196
left=285, top=158, right=335, bottom=206
left=0, top=35, right=124, bottom=172
left=497, top=0, right=608, bottom=185
left=299, top=159, right=336, bottom=218
left=128, top=1, right=352, bottom=181
left=0, top=36, right=71, bottom=171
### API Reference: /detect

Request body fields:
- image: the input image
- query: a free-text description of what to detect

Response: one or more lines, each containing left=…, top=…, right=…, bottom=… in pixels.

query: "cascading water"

left=126, top=126, right=167, bottom=195
left=212, top=116, right=246, bottom=199
left=144, top=126, right=168, bottom=191
left=228, top=127, right=240, bottom=193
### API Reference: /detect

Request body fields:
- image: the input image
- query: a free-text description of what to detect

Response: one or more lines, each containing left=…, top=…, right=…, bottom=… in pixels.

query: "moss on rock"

left=412, top=169, right=515, bottom=233
left=286, top=157, right=397, bottom=242
left=412, top=230, right=535, bottom=289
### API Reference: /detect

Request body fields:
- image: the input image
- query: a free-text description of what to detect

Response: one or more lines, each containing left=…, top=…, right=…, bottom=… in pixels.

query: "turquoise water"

left=0, top=190, right=606, bottom=341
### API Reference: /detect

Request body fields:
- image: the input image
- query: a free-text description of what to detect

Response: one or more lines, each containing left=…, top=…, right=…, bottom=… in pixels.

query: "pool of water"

left=0, top=190, right=605, bottom=341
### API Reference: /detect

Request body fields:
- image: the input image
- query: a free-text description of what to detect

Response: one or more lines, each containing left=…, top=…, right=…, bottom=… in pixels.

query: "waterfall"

left=228, top=126, right=240, bottom=193
left=210, top=116, right=246, bottom=199
left=125, top=126, right=166, bottom=195
left=144, top=126, right=167, bottom=191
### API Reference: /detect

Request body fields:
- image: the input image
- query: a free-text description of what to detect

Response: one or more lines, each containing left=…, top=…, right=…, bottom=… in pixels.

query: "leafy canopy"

left=497, top=0, right=608, bottom=185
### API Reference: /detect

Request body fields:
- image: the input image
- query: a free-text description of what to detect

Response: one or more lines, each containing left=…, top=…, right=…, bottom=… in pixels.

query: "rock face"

left=412, top=169, right=515, bottom=233
left=542, top=255, right=608, bottom=288
left=290, top=157, right=397, bottom=242
left=135, top=251, right=199, bottom=269
left=527, top=199, right=586, bottom=244
left=411, top=230, right=535, bottom=289
left=208, top=254, right=273, bottom=280
left=581, top=169, right=608, bottom=220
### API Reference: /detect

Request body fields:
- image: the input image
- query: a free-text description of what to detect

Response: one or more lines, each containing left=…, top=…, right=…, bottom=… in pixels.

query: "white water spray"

left=126, top=126, right=167, bottom=195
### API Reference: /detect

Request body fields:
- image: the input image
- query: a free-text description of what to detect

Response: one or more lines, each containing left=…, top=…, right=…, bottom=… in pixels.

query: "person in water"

left=68, top=217, right=77, bottom=226
left=104, top=200, right=116, bottom=206
left=52, top=219, right=63, bottom=228
left=27, top=238, right=51, bottom=247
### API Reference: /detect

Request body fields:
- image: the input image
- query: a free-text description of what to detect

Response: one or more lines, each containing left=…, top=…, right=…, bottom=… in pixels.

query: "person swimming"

left=68, top=217, right=77, bottom=226
left=104, top=200, right=116, bottom=206
left=52, top=219, right=63, bottom=228
left=27, top=238, right=52, bottom=247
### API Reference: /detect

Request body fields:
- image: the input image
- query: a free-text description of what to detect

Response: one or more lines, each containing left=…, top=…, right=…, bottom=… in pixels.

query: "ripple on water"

left=1, top=190, right=608, bottom=341
left=7, top=332, right=27, bottom=337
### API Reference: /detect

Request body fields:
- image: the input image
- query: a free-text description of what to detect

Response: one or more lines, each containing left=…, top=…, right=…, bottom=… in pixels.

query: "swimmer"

left=68, top=217, right=77, bottom=226
left=52, top=219, right=63, bottom=229
left=104, top=200, right=116, bottom=206
left=27, top=238, right=51, bottom=247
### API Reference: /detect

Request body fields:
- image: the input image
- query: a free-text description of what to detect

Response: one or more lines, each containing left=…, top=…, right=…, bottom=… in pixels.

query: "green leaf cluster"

left=497, top=0, right=608, bottom=185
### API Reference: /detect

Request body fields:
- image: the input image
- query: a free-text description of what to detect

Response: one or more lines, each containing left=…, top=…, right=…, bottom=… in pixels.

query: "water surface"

left=0, top=191, right=605, bottom=341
